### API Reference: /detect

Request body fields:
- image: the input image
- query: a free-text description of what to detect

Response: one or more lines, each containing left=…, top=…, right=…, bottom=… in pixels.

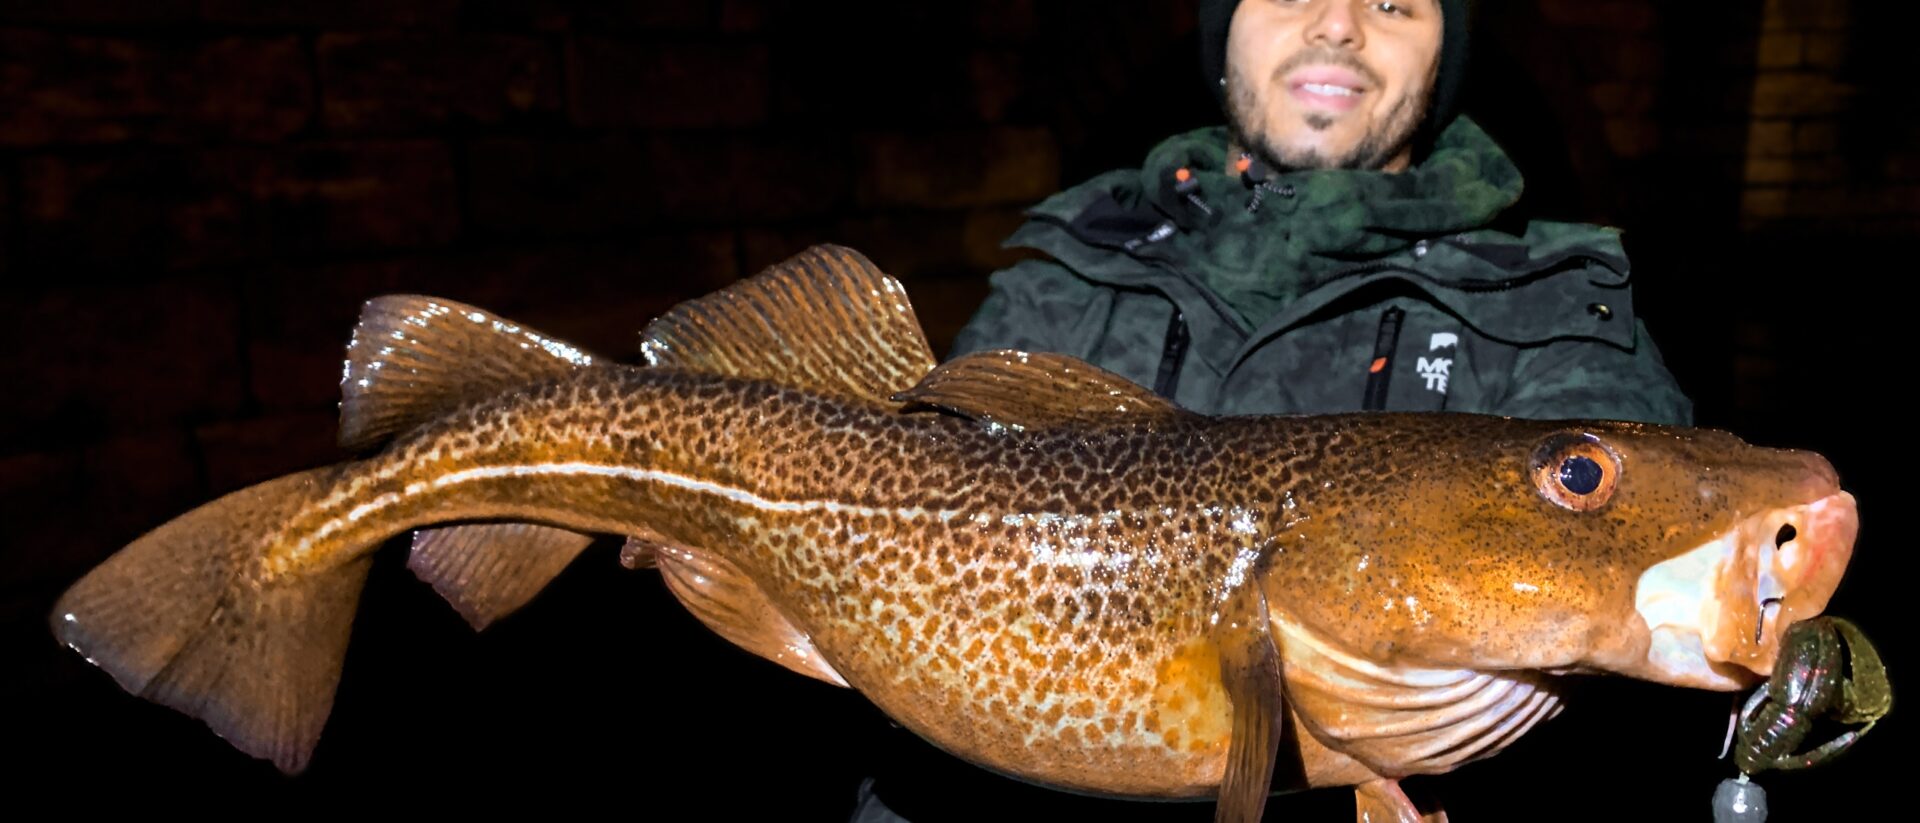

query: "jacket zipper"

left=1153, top=311, right=1190, bottom=399
left=1362, top=307, right=1406, bottom=410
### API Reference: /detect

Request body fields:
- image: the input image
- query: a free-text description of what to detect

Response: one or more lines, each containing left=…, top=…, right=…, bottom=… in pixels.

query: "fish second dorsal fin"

left=637, top=244, right=936, bottom=405
left=340, top=296, right=601, bottom=452
left=894, top=349, right=1186, bottom=430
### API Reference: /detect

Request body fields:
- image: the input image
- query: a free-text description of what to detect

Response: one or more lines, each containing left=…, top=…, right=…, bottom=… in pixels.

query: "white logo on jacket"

left=1416, top=357, right=1451, bottom=393
left=1418, top=333, right=1457, bottom=393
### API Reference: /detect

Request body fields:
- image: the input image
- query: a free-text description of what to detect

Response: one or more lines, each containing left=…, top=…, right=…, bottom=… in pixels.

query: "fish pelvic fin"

left=49, top=466, right=370, bottom=774
left=409, top=523, right=597, bottom=631
left=647, top=539, right=849, bottom=688
left=340, top=295, right=602, bottom=452
left=637, top=244, right=936, bottom=405
left=1354, top=779, right=1447, bottom=823
left=1215, top=581, right=1287, bottom=823
left=896, top=349, right=1185, bottom=430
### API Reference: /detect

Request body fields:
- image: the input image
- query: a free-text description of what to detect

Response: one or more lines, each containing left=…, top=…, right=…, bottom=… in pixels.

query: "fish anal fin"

left=1214, top=582, right=1283, bottom=823
left=895, top=349, right=1184, bottom=430
left=638, top=244, right=936, bottom=405
left=652, top=543, right=848, bottom=688
left=408, top=523, right=595, bottom=631
left=1354, top=778, right=1448, bottom=823
left=341, top=295, right=600, bottom=452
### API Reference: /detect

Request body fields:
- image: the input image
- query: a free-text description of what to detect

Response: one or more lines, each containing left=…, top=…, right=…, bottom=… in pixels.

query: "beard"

left=1224, top=46, right=1434, bottom=173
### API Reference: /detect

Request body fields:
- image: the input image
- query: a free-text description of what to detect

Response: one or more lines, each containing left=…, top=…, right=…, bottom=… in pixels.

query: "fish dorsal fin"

left=340, top=296, right=600, bottom=452
left=894, top=349, right=1184, bottom=429
left=637, top=244, right=936, bottom=405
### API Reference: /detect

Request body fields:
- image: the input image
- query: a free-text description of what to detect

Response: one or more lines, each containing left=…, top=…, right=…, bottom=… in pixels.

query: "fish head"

left=1584, top=424, right=1855, bottom=689
left=1279, top=416, right=1856, bottom=691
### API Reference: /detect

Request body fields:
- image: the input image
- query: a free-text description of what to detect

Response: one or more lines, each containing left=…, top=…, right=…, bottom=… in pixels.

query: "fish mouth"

left=1633, top=485, right=1857, bottom=690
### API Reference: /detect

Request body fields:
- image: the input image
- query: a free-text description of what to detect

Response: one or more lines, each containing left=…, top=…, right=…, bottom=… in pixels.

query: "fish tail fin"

left=50, top=465, right=371, bottom=774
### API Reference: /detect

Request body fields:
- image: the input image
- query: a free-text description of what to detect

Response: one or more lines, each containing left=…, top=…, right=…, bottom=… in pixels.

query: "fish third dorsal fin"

left=894, top=350, right=1185, bottom=429
left=340, top=296, right=600, bottom=452
left=637, top=244, right=937, bottom=405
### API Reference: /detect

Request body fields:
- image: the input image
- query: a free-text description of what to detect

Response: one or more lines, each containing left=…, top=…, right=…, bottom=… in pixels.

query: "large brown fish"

left=51, top=245, right=1857, bottom=821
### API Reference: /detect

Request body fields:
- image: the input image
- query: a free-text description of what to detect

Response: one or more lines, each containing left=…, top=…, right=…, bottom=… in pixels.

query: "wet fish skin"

left=47, top=245, right=1858, bottom=822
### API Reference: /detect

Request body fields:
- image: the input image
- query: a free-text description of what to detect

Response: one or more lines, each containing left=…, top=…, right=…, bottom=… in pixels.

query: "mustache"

left=1271, top=46, right=1383, bottom=88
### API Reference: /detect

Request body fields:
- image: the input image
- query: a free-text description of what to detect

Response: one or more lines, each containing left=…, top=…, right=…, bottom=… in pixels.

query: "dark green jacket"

left=949, top=117, right=1692, bottom=425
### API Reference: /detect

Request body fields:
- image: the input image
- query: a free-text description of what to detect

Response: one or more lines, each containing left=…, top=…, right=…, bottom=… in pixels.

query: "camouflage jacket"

left=949, top=116, right=1693, bottom=425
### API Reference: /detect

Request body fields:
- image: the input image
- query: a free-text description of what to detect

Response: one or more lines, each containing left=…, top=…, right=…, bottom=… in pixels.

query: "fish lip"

left=1703, top=490, right=1857, bottom=675
left=1632, top=490, right=1857, bottom=688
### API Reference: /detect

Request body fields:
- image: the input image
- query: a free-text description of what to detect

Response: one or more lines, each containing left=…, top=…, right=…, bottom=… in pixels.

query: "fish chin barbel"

left=48, top=245, right=1868, bottom=822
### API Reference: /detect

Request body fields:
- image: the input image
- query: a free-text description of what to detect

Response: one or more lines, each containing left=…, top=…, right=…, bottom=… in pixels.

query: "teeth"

left=1302, top=83, right=1357, bottom=97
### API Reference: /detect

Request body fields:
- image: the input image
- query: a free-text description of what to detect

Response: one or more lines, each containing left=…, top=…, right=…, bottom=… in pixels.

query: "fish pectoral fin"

left=637, top=244, right=937, bottom=406
left=1354, top=779, right=1446, bottom=823
left=652, top=542, right=849, bottom=688
left=409, top=523, right=596, bottom=630
left=894, top=350, right=1186, bottom=430
left=1216, top=584, right=1284, bottom=823
left=340, top=295, right=601, bottom=452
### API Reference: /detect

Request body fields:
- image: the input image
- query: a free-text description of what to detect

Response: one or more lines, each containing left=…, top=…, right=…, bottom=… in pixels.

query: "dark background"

left=4, top=1, right=1912, bottom=819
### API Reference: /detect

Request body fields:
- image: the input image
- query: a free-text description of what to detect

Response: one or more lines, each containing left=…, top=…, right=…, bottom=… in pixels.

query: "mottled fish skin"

left=247, top=365, right=1848, bottom=798
left=263, top=368, right=1272, bottom=795
left=49, top=247, right=1858, bottom=814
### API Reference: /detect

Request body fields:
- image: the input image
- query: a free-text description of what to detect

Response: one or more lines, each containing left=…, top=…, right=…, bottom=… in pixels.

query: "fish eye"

left=1530, top=433, right=1620, bottom=512
left=1560, top=455, right=1602, bottom=494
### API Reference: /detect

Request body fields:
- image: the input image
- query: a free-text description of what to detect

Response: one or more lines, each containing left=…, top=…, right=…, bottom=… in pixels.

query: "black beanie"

left=1198, top=0, right=1470, bottom=158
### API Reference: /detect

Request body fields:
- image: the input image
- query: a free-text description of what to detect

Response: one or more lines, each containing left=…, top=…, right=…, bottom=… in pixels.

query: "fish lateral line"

left=431, top=461, right=970, bottom=519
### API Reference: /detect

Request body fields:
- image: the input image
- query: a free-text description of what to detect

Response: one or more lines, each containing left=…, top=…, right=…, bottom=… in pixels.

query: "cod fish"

left=51, top=245, right=1857, bottom=821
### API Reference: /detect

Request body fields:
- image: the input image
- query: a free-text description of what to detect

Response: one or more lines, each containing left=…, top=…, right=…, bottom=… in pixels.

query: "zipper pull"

left=1173, top=167, right=1214, bottom=217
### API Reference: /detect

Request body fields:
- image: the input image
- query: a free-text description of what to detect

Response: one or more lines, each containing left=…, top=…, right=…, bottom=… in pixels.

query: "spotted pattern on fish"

left=48, top=243, right=1861, bottom=820
left=244, top=363, right=1846, bottom=798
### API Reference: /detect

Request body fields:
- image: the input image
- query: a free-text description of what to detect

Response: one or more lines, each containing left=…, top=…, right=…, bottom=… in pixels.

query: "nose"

left=1304, top=0, right=1364, bottom=49
left=1793, top=450, right=1841, bottom=503
left=1705, top=492, right=1857, bottom=676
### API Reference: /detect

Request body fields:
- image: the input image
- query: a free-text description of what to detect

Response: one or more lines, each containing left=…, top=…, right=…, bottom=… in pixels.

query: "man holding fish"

left=51, top=2, right=1887, bottom=823
left=862, top=1, right=1695, bottom=818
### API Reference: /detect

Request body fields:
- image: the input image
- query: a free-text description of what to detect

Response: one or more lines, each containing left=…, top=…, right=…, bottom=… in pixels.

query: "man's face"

left=1224, top=0, right=1444, bottom=172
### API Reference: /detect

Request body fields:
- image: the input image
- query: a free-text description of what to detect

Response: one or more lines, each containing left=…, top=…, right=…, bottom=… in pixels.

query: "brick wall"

left=1740, top=0, right=1920, bottom=233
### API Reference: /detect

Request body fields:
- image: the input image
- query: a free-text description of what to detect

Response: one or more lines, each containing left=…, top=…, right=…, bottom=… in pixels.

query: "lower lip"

left=1290, top=83, right=1361, bottom=112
